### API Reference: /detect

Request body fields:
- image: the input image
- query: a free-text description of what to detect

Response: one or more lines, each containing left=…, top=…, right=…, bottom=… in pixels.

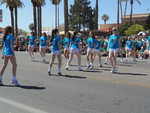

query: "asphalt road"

left=0, top=52, right=150, bottom=113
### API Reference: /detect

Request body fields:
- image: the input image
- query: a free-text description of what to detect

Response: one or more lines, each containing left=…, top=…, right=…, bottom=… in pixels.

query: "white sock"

left=58, top=66, right=61, bottom=73
left=12, top=76, right=17, bottom=81
left=48, top=66, right=51, bottom=72
left=0, top=76, right=3, bottom=81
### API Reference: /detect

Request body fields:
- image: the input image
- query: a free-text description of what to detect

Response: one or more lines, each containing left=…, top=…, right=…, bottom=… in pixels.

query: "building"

left=122, top=13, right=150, bottom=24
left=99, top=24, right=119, bottom=32
left=99, top=13, right=150, bottom=32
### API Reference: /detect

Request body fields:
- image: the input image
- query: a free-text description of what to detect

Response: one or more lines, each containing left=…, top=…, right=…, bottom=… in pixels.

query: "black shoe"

left=48, top=71, right=51, bottom=76
left=57, top=72, right=62, bottom=76
left=99, top=64, right=103, bottom=67
left=0, top=81, right=3, bottom=86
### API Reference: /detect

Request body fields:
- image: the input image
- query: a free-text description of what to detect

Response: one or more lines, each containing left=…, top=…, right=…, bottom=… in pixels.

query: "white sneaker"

left=65, top=66, right=69, bottom=70
left=78, top=67, right=83, bottom=71
left=11, top=80, right=20, bottom=86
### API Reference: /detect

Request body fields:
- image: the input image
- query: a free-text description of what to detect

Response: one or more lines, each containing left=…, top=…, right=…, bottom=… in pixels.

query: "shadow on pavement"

left=0, top=84, right=46, bottom=90
left=115, top=72, right=148, bottom=76
left=49, top=74, right=87, bottom=79
left=32, top=60, right=49, bottom=64
left=61, top=75, right=87, bottom=79
left=118, top=64, right=133, bottom=67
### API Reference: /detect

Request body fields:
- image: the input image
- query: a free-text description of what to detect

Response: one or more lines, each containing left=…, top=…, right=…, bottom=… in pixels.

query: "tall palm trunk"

left=130, top=0, right=133, bottom=24
left=33, top=6, right=37, bottom=37
left=64, top=0, right=69, bottom=33
left=9, top=7, right=15, bottom=35
left=124, top=0, right=128, bottom=17
left=58, top=4, right=59, bottom=27
left=39, top=6, right=42, bottom=36
left=120, top=1, right=123, bottom=23
left=38, top=7, right=40, bottom=37
left=55, top=5, right=58, bottom=28
left=96, top=0, right=98, bottom=29
left=38, top=6, right=42, bottom=37
left=117, top=0, right=120, bottom=28
left=15, top=7, right=18, bottom=37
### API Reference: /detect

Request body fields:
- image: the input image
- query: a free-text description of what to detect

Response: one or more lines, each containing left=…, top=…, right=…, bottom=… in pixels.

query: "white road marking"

left=0, top=97, right=48, bottom=113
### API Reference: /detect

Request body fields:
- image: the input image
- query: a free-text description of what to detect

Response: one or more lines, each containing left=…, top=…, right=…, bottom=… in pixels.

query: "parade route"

left=0, top=52, right=150, bottom=113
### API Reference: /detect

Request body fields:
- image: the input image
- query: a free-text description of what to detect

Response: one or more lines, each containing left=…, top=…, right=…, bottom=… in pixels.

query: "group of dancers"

left=1, top=26, right=150, bottom=86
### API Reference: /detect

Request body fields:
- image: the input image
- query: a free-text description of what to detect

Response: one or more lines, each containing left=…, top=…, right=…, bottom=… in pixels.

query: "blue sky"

left=0, top=0, right=150, bottom=31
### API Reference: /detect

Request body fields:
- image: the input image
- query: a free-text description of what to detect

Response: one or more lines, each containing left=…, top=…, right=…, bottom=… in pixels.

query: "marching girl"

left=86, top=31, right=95, bottom=70
left=108, top=29, right=120, bottom=73
left=65, top=32, right=82, bottom=71
left=48, top=29, right=62, bottom=76
left=28, top=32, right=36, bottom=60
left=146, top=35, right=150, bottom=58
left=93, top=35, right=103, bottom=67
left=125, top=36, right=133, bottom=61
left=39, top=32, right=48, bottom=63
left=63, top=32, right=71, bottom=61
left=103, top=36, right=109, bottom=64
left=0, top=26, right=20, bottom=86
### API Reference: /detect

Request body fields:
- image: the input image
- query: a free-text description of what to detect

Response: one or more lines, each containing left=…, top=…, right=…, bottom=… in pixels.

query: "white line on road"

left=0, top=97, right=48, bottom=113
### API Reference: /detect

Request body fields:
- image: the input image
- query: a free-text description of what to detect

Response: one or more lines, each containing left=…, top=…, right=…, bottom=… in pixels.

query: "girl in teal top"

left=48, top=29, right=62, bottom=76
left=0, top=26, right=20, bottom=86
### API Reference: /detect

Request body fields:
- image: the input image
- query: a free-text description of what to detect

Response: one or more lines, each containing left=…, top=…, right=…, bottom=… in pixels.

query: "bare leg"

left=48, top=54, right=56, bottom=73
left=0, top=56, right=9, bottom=77
left=10, top=55, right=17, bottom=77
left=57, top=54, right=62, bottom=74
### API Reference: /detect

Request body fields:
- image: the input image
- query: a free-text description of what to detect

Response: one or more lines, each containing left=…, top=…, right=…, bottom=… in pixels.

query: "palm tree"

left=0, top=0, right=16, bottom=35
left=102, top=14, right=109, bottom=24
left=31, top=0, right=38, bottom=37
left=117, top=0, right=120, bottom=28
left=14, top=0, right=23, bottom=37
left=95, top=0, right=98, bottom=29
left=64, top=0, right=68, bottom=33
left=36, top=0, right=45, bottom=37
left=130, top=0, right=141, bottom=24
left=50, top=0, right=61, bottom=28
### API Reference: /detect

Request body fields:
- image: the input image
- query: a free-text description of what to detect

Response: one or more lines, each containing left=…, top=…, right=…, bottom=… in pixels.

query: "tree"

left=36, top=0, right=45, bottom=37
left=102, top=14, right=109, bottom=24
left=14, top=0, right=23, bottom=37
left=145, top=14, right=150, bottom=30
left=118, top=23, right=130, bottom=35
left=125, top=24, right=145, bottom=35
left=50, top=0, right=61, bottom=28
left=64, top=0, right=69, bottom=33
left=29, top=23, right=34, bottom=32
left=31, top=0, right=38, bottom=37
left=120, top=0, right=129, bottom=18
left=1, top=0, right=16, bottom=35
left=130, top=0, right=141, bottom=24
left=69, top=0, right=96, bottom=31
left=95, top=0, right=99, bottom=29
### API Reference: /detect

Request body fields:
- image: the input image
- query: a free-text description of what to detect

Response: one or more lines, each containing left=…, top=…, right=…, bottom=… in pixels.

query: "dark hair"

left=42, top=32, right=47, bottom=37
left=65, top=32, right=71, bottom=38
left=3, top=26, right=13, bottom=41
left=72, top=32, right=77, bottom=41
left=51, top=29, right=59, bottom=42
left=31, top=32, right=35, bottom=36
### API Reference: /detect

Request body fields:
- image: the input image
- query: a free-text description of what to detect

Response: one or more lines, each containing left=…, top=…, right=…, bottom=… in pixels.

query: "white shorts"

left=40, top=46, right=46, bottom=49
left=125, top=47, right=132, bottom=51
left=109, top=48, right=119, bottom=53
left=64, top=48, right=69, bottom=51
left=51, top=50, right=61, bottom=55
left=70, top=48, right=80, bottom=54
left=87, top=48, right=94, bottom=54
left=94, top=49, right=100, bottom=54
left=28, top=45, right=34, bottom=49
